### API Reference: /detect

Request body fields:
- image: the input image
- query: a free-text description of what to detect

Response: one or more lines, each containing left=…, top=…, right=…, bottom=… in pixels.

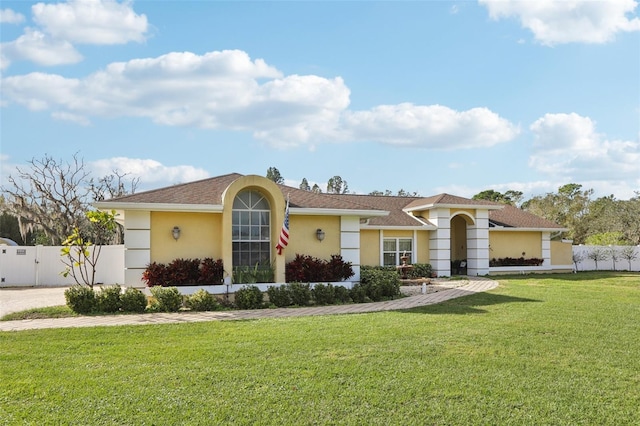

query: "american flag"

left=275, top=197, right=290, bottom=255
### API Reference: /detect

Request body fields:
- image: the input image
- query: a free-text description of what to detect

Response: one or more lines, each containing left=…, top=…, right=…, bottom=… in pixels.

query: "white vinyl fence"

left=0, top=245, right=124, bottom=287
left=572, top=245, right=640, bottom=272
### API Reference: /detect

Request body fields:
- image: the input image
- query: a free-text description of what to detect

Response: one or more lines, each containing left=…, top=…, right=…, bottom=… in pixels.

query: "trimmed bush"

left=288, top=282, right=311, bottom=306
left=408, top=263, right=433, bottom=279
left=312, top=283, right=336, bottom=305
left=96, top=285, right=122, bottom=313
left=64, top=285, right=96, bottom=314
left=120, top=287, right=147, bottom=313
left=360, top=267, right=401, bottom=301
left=143, top=258, right=226, bottom=287
left=167, top=258, right=201, bottom=285
left=149, top=286, right=183, bottom=312
left=349, top=283, right=367, bottom=303
left=235, top=285, right=264, bottom=310
left=187, top=289, right=219, bottom=311
left=334, top=285, right=352, bottom=304
left=267, top=285, right=292, bottom=308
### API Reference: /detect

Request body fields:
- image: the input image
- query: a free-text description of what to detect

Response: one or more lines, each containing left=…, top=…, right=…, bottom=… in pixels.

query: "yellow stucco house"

left=94, top=173, right=573, bottom=286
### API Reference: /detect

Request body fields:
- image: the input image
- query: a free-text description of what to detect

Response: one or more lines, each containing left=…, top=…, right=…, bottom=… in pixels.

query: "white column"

left=467, top=210, right=490, bottom=276
left=542, top=232, right=551, bottom=269
left=341, top=216, right=361, bottom=281
left=124, top=210, right=151, bottom=287
left=429, top=208, right=451, bottom=276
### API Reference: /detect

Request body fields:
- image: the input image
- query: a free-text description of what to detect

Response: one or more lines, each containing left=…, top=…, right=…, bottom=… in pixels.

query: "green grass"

left=1, top=305, right=77, bottom=321
left=1, top=272, right=638, bottom=425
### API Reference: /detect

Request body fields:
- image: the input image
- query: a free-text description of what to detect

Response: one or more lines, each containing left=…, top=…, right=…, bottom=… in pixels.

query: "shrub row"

left=285, top=254, right=354, bottom=283
left=489, top=257, right=544, bottom=267
left=64, top=285, right=147, bottom=314
left=142, top=258, right=224, bottom=287
left=64, top=285, right=223, bottom=314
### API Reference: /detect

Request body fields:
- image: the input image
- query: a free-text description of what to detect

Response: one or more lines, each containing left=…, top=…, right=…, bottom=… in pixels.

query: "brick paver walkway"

left=0, top=279, right=498, bottom=332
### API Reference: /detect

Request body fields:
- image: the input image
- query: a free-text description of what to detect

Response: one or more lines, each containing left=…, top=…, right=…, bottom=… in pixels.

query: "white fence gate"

left=572, top=245, right=640, bottom=272
left=0, top=245, right=124, bottom=287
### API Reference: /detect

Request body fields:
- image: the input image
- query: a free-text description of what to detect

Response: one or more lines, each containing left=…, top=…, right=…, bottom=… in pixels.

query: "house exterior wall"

left=150, top=212, right=222, bottom=264
left=286, top=215, right=340, bottom=262
left=489, top=231, right=542, bottom=259
left=551, top=240, right=573, bottom=265
left=416, top=230, right=430, bottom=264
left=359, top=229, right=380, bottom=266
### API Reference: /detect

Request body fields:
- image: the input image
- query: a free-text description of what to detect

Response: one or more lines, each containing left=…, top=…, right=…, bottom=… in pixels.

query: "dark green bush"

left=120, top=287, right=147, bottom=313
left=149, top=286, right=183, bottom=312
left=288, top=282, right=311, bottom=306
left=186, top=289, right=219, bottom=311
left=96, top=284, right=122, bottom=313
left=334, top=285, right=352, bottom=304
left=360, top=268, right=401, bottom=301
left=267, top=285, right=292, bottom=308
left=408, top=263, right=433, bottom=279
left=312, top=283, right=336, bottom=305
left=235, top=285, right=264, bottom=309
left=64, top=285, right=96, bottom=314
left=349, top=283, right=367, bottom=303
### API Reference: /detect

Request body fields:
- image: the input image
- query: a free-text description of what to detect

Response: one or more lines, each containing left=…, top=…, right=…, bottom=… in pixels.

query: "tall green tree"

left=327, top=176, right=348, bottom=194
left=522, top=183, right=593, bottom=243
left=473, top=189, right=523, bottom=206
left=266, top=167, right=284, bottom=184
left=299, top=178, right=311, bottom=191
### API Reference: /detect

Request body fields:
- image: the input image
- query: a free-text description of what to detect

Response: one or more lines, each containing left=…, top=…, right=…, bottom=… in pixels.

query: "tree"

left=266, top=167, right=284, bottom=184
left=311, top=184, right=322, bottom=194
left=523, top=183, right=593, bottom=243
left=299, top=178, right=311, bottom=191
left=61, top=210, right=119, bottom=288
left=327, top=176, right=348, bottom=194
left=369, top=190, right=393, bottom=196
left=609, top=246, right=621, bottom=271
left=473, top=189, right=523, bottom=206
left=1, top=153, right=137, bottom=245
left=620, top=246, right=638, bottom=271
left=587, top=247, right=609, bottom=271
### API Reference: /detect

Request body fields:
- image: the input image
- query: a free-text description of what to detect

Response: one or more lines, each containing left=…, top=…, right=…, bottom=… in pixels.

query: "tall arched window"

left=232, top=190, right=271, bottom=267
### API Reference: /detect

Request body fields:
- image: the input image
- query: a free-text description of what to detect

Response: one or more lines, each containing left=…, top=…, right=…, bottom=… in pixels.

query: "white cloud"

left=529, top=112, right=640, bottom=187
left=1, top=28, right=83, bottom=67
left=341, top=103, right=519, bottom=149
left=480, top=0, right=640, bottom=45
left=1, top=49, right=518, bottom=150
left=89, top=157, right=210, bottom=187
left=0, top=8, right=25, bottom=24
left=32, top=0, right=148, bottom=45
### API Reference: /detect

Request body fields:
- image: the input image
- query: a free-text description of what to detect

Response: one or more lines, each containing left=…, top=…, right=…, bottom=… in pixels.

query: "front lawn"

left=1, top=272, right=638, bottom=425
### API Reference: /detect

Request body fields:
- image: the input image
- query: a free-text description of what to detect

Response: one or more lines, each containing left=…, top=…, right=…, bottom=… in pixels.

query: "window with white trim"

left=232, top=190, right=271, bottom=267
left=383, top=238, right=413, bottom=266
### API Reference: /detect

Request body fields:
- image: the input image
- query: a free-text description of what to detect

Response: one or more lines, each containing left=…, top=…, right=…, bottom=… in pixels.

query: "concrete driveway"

left=0, top=287, right=68, bottom=317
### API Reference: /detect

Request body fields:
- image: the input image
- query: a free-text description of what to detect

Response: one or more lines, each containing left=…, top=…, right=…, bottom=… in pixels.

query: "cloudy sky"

left=1, top=0, right=639, bottom=199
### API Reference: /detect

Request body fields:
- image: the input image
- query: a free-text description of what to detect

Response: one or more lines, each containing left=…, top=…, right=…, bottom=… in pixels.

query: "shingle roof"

left=100, top=174, right=563, bottom=230
left=489, top=204, right=565, bottom=229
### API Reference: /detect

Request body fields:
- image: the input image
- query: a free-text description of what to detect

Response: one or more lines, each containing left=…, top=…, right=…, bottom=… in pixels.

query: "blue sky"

left=1, top=0, right=639, bottom=200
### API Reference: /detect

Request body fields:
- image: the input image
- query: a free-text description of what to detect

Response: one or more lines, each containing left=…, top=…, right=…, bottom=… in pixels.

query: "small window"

left=383, top=238, right=413, bottom=266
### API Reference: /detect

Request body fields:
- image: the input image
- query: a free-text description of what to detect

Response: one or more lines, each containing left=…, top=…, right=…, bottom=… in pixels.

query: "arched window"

left=232, top=190, right=271, bottom=267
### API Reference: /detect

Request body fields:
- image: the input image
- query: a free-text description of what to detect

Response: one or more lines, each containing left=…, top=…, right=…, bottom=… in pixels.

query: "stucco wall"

left=551, top=240, right=573, bottom=265
left=286, top=215, right=341, bottom=262
left=489, top=231, right=542, bottom=259
left=416, top=230, right=430, bottom=264
left=150, top=212, right=222, bottom=264
left=359, top=229, right=380, bottom=266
